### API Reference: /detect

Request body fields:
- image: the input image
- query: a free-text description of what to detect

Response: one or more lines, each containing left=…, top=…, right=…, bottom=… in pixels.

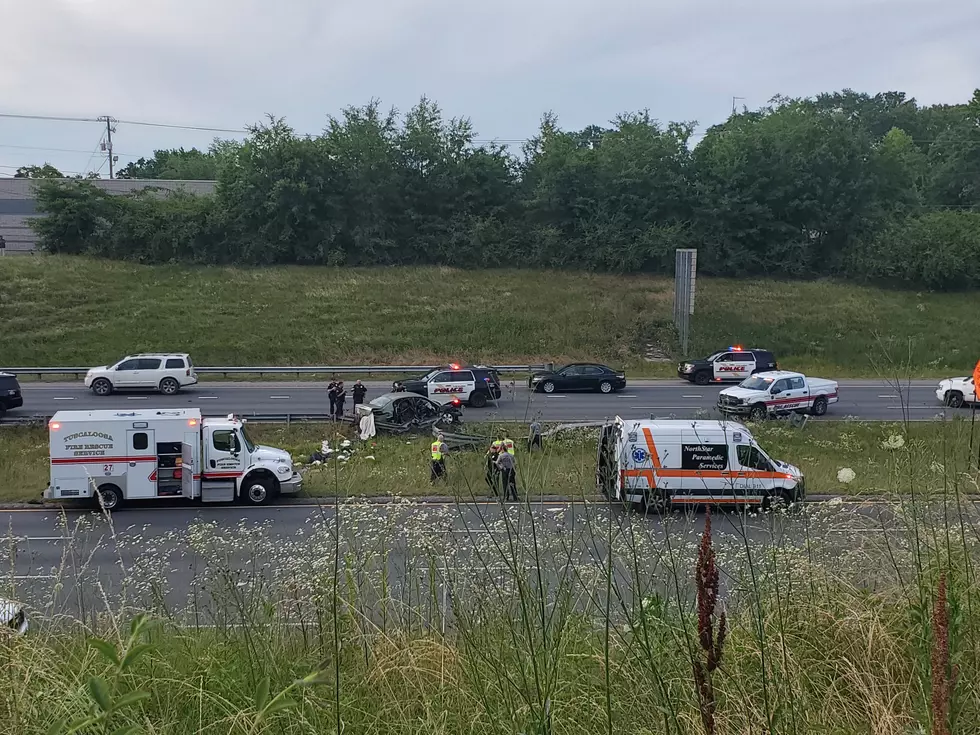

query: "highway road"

left=6, top=377, right=957, bottom=423
left=1, top=498, right=937, bottom=625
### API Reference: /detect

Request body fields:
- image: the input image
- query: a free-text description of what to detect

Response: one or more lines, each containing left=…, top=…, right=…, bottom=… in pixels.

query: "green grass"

left=3, top=419, right=978, bottom=503
left=2, top=255, right=979, bottom=376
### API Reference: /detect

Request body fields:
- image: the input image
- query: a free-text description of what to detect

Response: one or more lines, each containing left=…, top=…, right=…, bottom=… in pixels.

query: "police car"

left=677, top=347, right=778, bottom=385
left=393, top=364, right=502, bottom=408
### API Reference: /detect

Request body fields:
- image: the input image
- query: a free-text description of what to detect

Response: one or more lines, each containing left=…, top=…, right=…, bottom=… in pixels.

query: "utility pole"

left=731, top=96, right=745, bottom=115
left=97, top=115, right=117, bottom=178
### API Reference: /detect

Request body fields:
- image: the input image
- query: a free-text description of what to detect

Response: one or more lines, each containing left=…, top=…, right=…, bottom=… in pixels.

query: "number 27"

left=103, top=464, right=113, bottom=474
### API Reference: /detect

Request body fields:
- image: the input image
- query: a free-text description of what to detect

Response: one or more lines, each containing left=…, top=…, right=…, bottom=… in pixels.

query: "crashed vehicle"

left=352, top=392, right=463, bottom=434
left=1, top=597, right=28, bottom=635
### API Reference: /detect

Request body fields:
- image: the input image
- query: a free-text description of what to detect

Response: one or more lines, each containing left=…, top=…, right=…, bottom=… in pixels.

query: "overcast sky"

left=2, top=0, right=979, bottom=178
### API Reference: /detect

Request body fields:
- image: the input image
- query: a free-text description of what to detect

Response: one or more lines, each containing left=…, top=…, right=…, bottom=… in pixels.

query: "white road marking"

left=269, top=396, right=291, bottom=399
left=682, top=395, right=703, bottom=398
left=127, top=396, right=147, bottom=400
left=198, top=396, right=218, bottom=400
left=887, top=406, right=936, bottom=410
left=53, top=397, right=75, bottom=401
left=12, top=536, right=68, bottom=542
left=544, top=395, right=566, bottom=398
left=878, top=394, right=898, bottom=399
left=12, top=575, right=56, bottom=580
left=630, top=406, right=697, bottom=410
left=617, top=395, right=637, bottom=398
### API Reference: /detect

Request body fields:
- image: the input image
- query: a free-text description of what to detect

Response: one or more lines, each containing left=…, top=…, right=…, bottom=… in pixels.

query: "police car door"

left=428, top=370, right=473, bottom=405
left=714, top=351, right=754, bottom=381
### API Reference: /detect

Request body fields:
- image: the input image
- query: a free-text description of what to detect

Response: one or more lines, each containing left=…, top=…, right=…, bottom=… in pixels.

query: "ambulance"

left=596, top=418, right=804, bottom=512
left=44, top=409, right=302, bottom=510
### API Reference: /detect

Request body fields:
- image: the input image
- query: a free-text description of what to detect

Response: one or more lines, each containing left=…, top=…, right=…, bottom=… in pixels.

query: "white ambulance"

left=596, top=418, right=804, bottom=512
left=44, top=409, right=302, bottom=510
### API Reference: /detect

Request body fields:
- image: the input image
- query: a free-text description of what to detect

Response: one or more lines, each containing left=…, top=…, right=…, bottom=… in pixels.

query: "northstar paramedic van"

left=597, top=418, right=804, bottom=512
left=44, top=409, right=302, bottom=509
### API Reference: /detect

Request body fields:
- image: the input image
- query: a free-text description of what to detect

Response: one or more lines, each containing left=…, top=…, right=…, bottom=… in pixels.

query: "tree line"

left=28, top=90, right=980, bottom=289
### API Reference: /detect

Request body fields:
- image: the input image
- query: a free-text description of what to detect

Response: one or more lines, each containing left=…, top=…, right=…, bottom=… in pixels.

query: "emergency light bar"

left=728, top=345, right=743, bottom=351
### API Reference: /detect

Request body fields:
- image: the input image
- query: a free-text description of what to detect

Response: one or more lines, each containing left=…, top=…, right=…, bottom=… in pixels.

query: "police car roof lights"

left=728, top=345, right=743, bottom=351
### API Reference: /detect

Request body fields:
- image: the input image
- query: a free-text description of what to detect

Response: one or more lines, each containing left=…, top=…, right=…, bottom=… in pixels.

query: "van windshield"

left=740, top=376, right=774, bottom=391
left=240, top=425, right=256, bottom=452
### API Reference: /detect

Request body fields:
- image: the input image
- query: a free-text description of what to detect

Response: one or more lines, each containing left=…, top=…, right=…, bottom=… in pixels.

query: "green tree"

left=14, top=163, right=63, bottom=178
left=116, top=141, right=236, bottom=180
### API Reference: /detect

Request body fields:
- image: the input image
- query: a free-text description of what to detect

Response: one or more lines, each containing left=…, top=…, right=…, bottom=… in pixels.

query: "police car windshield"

left=706, top=351, right=725, bottom=362
left=740, top=376, right=774, bottom=391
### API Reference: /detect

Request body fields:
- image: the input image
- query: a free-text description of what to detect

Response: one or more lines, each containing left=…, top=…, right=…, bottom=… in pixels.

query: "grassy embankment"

left=2, top=419, right=978, bottom=503
left=1, top=469, right=977, bottom=732
left=2, top=255, right=979, bottom=377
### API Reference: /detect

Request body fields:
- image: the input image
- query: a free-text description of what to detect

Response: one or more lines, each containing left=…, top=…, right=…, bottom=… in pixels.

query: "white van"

left=597, top=418, right=804, bottom=512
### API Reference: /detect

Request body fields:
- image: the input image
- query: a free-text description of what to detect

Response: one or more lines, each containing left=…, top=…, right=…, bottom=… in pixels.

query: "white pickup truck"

left=936, top=376, right=977, bottom=408
left=717, top=370, right=839, bottom=421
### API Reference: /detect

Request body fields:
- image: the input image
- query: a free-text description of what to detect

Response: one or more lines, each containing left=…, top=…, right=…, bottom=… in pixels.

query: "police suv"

left=393, top=364, right=502, bottom=408
left=677, top=347, right=778, bottom=386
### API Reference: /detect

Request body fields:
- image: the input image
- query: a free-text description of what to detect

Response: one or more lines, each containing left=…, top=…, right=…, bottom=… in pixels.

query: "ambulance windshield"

left=240, top=425, right=256, bottom=452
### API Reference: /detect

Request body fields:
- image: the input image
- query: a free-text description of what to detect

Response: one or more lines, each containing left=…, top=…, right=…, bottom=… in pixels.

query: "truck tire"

left=693, top=372, right=711, bottom=386
left=159, top=377, right=180, bottom=395
left=748, top=404, right=768, bottom=421
left=242, top=475, right=275, bottom=506
left=945, top=391, right=964, bottom=408
left=810, top=397, right=828, bottom=416
left=95, top=484, right=123, bottom=511
left=469, top=391, right=488, bottom=408
left=91, top=378, right=113, bottom=396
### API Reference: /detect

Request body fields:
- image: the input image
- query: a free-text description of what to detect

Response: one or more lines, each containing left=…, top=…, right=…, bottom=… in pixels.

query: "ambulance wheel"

left=91, top=378, right=113, bottom=396
left=637, top=489, right=669, bottom=515
left=810, top=397, right=828, bottom=416
left=95, top=484, right=123, bottom=512
left=945, top=391, right=964, bottom=408
left=242, top=476, right=274, bottom=506
left=541, top=381, right=556, bottom=394
left=748, top=404, right=768, bottom=422
left=693, top=372, right=711, bottom=386
left=598, top=380, right=613, bottom=394
left=469, top=391, right=488, bottom=408
left=159, top=377, right=180, bottom=395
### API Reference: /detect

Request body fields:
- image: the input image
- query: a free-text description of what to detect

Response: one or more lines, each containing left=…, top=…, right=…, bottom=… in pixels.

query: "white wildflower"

left=881, top=434, right=905, bottom=450
left=837, top=468, right=856, bottom=484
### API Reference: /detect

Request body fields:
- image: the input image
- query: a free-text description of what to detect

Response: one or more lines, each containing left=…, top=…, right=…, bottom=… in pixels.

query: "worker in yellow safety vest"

left=498, top=430, right=515, bottom=455
left=974, top=359, right=980, bottom=401
left=430, top=433, right=448, bottom=483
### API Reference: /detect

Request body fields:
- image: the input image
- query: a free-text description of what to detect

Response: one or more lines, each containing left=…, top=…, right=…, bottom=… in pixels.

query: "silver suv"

left=85, top=353, right=198, bottom=396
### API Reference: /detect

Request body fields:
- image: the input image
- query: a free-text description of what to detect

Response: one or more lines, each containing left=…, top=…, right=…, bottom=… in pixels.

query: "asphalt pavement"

left=1, top=498, right=932, bottom=625
left=6, top=377, right=957, bottom=423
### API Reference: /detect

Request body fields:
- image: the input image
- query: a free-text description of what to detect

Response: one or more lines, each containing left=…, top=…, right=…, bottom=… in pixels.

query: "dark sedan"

left=528, top=363, right=626, bottom=394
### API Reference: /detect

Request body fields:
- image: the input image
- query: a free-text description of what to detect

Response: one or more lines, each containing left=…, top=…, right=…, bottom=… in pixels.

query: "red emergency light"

left=728, top=345, right=743, bottom=351
left=450, top=398, right=461, bottom=406
left=49, top=421, right=61, bottom=430
left=449, top=363, right=461, bottom=370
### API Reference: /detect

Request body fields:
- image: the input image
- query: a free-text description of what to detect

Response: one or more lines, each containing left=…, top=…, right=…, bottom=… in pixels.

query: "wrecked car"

left=351, top=392, right=463, bottom=434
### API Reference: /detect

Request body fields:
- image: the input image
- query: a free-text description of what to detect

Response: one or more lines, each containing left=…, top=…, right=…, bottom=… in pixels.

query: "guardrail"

left=1, top=364, right=552, bottom=380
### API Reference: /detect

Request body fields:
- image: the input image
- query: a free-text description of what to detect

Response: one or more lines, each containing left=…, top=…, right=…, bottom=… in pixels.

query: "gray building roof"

left=0, top=178, right=216, bottom=253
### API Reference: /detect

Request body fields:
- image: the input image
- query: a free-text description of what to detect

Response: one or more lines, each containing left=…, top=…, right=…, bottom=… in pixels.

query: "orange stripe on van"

left=642, top=428, right=661, bottom=468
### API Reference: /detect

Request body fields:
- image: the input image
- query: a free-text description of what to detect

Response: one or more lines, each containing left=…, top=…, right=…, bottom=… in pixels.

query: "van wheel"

left=694, top=372, right=711, bottom=386
left=469, top=391, right=488, bottom=408
left=636, top=489, right=669, bottom=515
left=748, top=404, right=768, bottom=421
left=598, top=381, right=613, bottom=394
left=92, top=378, right=113, bottom=396
left=159, top=377, right=180, bottom=395
left=945, top=391, right=964, bottom=408
left=242, top=477, right=274, bottom=506
left=810, top=397, right=828, bottom=416
left=95, top=484, right=123, bottom=511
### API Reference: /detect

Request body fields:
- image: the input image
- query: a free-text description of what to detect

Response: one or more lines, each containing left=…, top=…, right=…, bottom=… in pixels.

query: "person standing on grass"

left=485, top=441, right=501, bottom=496
left=352, top=380, right=367, bottom=407
left=431, top=432, right=449, bottom=483
left=327, top=377, right=338, bottom=418
left=495, top=445, right=519, bottom=501
left=334, top=381, right=347, bottom=420
left=528, top=420, right=542, bottom=451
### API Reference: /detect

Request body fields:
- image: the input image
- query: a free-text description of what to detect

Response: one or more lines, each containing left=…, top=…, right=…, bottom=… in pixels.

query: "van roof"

left=50, top=408, right=203, bottom=422
left=127, top=352, right=191, bottom=358
left=614, top=417, right=753, bottom=437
